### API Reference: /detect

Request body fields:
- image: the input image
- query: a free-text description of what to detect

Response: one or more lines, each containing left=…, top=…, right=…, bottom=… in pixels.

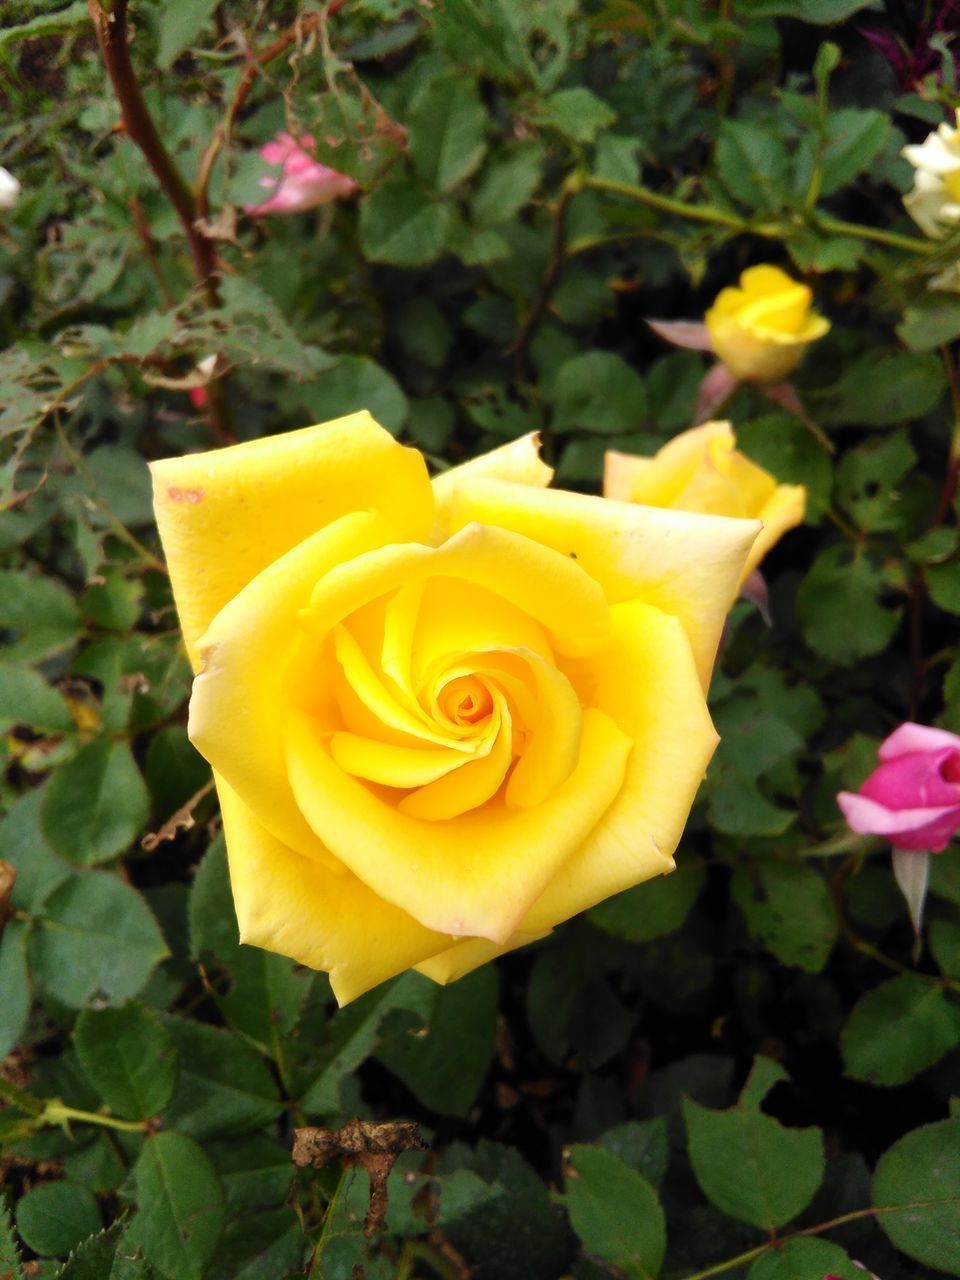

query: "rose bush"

left=152, top=414, right=759, bottom=1003
left=603, top=421, right=805, bottom=587
left=704, top=264, right=830, bottom=383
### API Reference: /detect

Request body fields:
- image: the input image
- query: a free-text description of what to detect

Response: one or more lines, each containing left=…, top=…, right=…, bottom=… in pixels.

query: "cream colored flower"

left=704, top=265, right=830, bottom=384
left=902, top=110, right=960, bottom=238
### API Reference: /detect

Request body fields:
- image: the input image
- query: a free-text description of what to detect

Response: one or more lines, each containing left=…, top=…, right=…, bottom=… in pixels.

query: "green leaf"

left=299, top=971, right=428, bottom=1115
left=376, top=967, right=498, bottom=1117
left=15, top=1182, right=101, bottom=1258
left=736, top=0, right=876, bottom=17
left=0, top=787, right=74, bottom=914
left=565, top=1146, right=665, bottom=1279
left=835, top=430, right=917, bottom=534
left=0, top=920, right=31, bottom=1061
left=204, top=1209, right=305, bottom=1280
left=159, top=1015, right=282, bottom=1139
left=534, top=88, right=616, bottom=143
left=552, top=351, right=646, bottom=434
left=823, top=352, right=947, bottom=426
left=898, top=293, right=960, bottom=351
left=217, top=948, right=310, bottom=1046
left=716, top=120, right=789, bottom=210
left=0, top=570, right=80, bottom=664
left=157, top=0, right=218, bottom=68
left=927, top=558, right=960, bottom=613
left=360, top=179, right=454, bottom=266
left=30, top=872, right=168, bottom=1008
left=300, top=356, right=408, bottom=435
left=589, top=864, right=705, bottom=942
left=732, top=860, right=837, bottom=972
left=56, top=1224, right=158, bottom=1278
left=872, top=1117, right=960, bottom=1274
left=207, top=1135, right=293, bottom=1214
left=471, top=144, right=545, bottom=228
left=0, top=1190, right=24, bottom=1280
left=683, top=1057, right=825, bottom=1230
left=818, top=109, right=891, bottom=197
left=598, top=1118, right=669, bottom=1188
left=84, top=447, right=156, bottom=529
left=42, top=739, right=150, bottom=865
left=796, top=546, right=901, bottom=665
left=74, top=1002, right=178, bottom=1120
left=930, top=918, right=960, bottom=979
left=409, top=73, right=487, bottom=193
left=125, top=1132, right=225, bottom=1280
left=0, top=664, right=73, bottom=734
left=0, top=1, right=88, bottom=48
left=746, top=1237, right=861, bottom=1280
left=80, top=571, right=144, bottom=632
left=841, top=974, right=960, bottom=1085
left=144, top=727, right=210, bottom=826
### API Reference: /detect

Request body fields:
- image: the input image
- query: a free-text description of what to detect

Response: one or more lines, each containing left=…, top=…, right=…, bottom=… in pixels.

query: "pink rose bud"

left=837, top=722, right=960, bottom=852
left=244, top=132, right=358, bottom=216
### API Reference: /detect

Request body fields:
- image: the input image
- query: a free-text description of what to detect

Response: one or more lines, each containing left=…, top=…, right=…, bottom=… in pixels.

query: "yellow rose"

left=704, top=265, right=830, bottom=383
left=152, top=414, right=759, bottom=1004
left=604, top=421, right=805, bottom=586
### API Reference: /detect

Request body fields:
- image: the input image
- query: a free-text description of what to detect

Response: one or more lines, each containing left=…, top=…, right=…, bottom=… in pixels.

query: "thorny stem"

left=88, top=0, right=234, bottom=443
left=41, top=1100, right=148, bottom=1134
left=128, top=195, right=175, bottom=306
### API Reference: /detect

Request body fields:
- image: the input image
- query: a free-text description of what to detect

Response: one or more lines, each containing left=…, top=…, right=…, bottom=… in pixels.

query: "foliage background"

left=1, top=1, right=959, bottom=1277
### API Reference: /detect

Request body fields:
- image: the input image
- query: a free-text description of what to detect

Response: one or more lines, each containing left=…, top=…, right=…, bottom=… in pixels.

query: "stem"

left=682, top=1202, right=952, bottom=1280
left=42, top=1099, right=148, bottom=1134
left=88, top=0, right=214, bottom=286
left=0, top=1075, right=44, bottom=1116
left=307, top=1165, right=348, bottom=1278
left=508, top=172, right=585, bottom=364
left=89, top=0, right=234, bottom=443
left=128, top=194, right=175, bottom=307
left=932, top=344, right=960, bottom=526
left=813, top=213, right=932, bottom=255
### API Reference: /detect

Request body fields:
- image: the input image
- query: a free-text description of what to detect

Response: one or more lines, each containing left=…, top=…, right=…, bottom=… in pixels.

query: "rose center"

left=438, top=675, right=494, bottom=726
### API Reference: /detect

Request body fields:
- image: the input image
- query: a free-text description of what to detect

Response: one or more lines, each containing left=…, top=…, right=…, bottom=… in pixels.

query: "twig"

left=89, top=0, right=234, bottom=443
left=128, top=194, right=175, bottom=307
left=508, top=172, right=585, bottom=363
left=932, top=344, right=960, bottom=526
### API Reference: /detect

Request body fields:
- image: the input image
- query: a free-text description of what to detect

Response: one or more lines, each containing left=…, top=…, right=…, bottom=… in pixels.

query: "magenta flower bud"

left=244, top=132, right=358, bottom=217
left=837, top=723, right=960, bottom=852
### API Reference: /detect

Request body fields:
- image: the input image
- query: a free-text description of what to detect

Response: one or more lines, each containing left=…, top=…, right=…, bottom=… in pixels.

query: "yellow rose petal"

left=152, top=412, right=434, bottom=666
left=398, top=697, right=514, bottom=820
left=304, top=522, right=610, bottom=658
left=524, top=599, right=716, bottom=930
left=415, top=930, right=552, bottom=985
left=445, top=477, right=759, bottom=689
left=189, top=510, right=395, bottom=871
left=431, top=431, right=552, bottom=543
left=217, top=775, right=448, bottom=1005
left=285, top=706, right=631, bottom=943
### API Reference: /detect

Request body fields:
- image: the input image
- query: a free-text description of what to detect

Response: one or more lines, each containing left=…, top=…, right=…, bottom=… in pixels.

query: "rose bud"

left=244, top=132, right=358, bottom=217
left=838, top=722, right=960, bottom=938
left=704, top=265, right=830, bottom=384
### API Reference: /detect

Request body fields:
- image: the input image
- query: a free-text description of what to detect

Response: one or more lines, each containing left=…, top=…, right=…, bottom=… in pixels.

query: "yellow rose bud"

left=704, top=265, right=830, bottom=383
left=901, top=109, right=960, bottom=239
left=152, top=414, right=759, bottom=1004
left=605, top=421, right=805, bottom=586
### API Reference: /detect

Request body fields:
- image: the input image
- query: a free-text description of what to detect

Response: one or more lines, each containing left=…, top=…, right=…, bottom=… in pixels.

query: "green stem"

left=683, top=1202, right=948, bottom=1280
left=582, top=175, right=749, bottom=231
left=796, top=831, right=881, bottom=859
left=813, top=213, right=932, bottom=255
left=41, top=1100, right=148, bottom=1134
left=307, top=1165, right=348, bottom=1278
left=0, top=1075, right=44, bottom=1117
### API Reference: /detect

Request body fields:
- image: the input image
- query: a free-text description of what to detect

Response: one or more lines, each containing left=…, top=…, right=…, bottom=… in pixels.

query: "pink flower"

left=244, top=133, right=358, bottom=217
left=837, top=723, right=960, bottom=852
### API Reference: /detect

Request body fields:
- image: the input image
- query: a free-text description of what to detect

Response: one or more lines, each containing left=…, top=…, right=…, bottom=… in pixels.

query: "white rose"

left=902, top=111, right=960, bottom=238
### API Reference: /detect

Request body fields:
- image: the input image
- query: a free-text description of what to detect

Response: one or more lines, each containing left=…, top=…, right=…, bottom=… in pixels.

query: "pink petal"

left=879, top=722, right=960, bottom=760
left=739, top=569, right=771, bottom=625
left=861, top=750, right=960, bottom=809
left=837, top=791, right=960, bottom=851
left=647, top=319, right=715, bottom=351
